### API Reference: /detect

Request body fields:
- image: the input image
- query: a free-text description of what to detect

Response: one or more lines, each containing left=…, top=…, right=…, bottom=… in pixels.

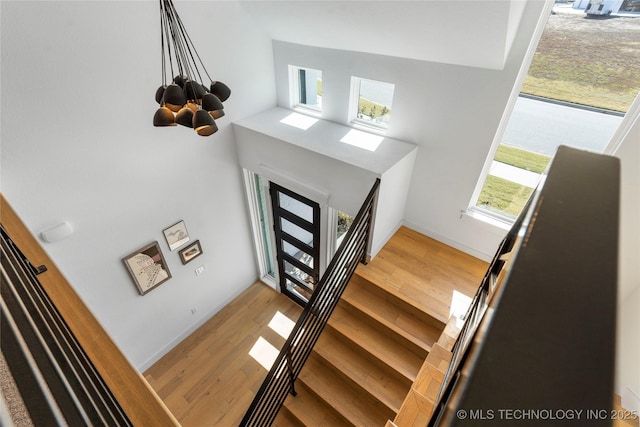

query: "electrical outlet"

left=195, top=265, right=206, bottom=276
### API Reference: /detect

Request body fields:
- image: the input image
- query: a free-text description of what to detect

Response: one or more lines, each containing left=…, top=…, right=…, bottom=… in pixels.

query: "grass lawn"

left=477, top=145, right=550, bottom=217
left=494, top=145, right=551, bottom=174
left=357, top=97, right=390, bottom=119
left=523, top=13, right=640, bottom=113
left=477, top=175, right=535, bottom=218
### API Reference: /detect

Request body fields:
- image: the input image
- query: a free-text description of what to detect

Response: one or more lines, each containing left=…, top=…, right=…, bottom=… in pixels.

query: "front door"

left=269, top=182, right=320, bottom=306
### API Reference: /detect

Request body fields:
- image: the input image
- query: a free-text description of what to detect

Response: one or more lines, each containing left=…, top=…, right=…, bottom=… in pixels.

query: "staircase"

left=267, top=226, right=490, bottom=426
left=273, top=268, right=447, bottom=426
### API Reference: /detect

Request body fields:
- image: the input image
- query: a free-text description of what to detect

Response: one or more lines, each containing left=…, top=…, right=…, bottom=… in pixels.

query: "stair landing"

left=357, top=226, right=487, bottom=324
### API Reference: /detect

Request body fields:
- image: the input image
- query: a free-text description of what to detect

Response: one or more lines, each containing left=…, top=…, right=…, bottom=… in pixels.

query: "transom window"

left=350, top=77, right=395, bottom=132
left=290, top=66, right=322, bottom=112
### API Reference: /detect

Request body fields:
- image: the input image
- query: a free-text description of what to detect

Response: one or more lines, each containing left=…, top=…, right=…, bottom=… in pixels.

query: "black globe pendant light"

left=153, top=0, right=231, bottom=137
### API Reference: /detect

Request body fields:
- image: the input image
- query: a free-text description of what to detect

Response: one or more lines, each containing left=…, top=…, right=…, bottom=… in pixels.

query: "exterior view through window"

left=336, top=211, right=354, bottom=248
left=352, top=77, right=395, bottom=130
left=292, top=66, right=322, bottom=111
left=474, top=4, right=639, bottom=219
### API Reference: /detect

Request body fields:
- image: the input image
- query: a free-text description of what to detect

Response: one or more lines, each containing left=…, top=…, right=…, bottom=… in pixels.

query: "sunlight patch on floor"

left=248, top=336, right=279, bottom=370
left=268, top=311, right=296, bottom=339
left=249, top=311, right=298, bottom=370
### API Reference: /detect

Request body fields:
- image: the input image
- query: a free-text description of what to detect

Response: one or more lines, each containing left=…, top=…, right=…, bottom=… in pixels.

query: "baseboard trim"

left=138, top=281, right=255, bottom=373
left=402, top=220, right=494, bottom=263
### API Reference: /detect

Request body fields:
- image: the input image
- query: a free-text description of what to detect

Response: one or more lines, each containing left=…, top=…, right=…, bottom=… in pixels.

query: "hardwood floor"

left=357, top=226, right=487, bottom=324
left=144, top=282, right=302, bottom=426
left=144, top=226, right=489, bottom=426
left=273, top=227, right=488, bottom=425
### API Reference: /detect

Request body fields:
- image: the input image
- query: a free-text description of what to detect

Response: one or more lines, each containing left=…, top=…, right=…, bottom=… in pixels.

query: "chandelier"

left=153, top=0, right=231, bottom=136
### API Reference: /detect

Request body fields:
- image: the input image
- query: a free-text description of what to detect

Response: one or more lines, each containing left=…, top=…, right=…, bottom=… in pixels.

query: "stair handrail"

left=0, top=195, right=179, bottom=426
left=433, top=188, right=532, bottom=411
left=1, top=225, right=133, bottom=426
left=240, top=178, right=380, bottom=427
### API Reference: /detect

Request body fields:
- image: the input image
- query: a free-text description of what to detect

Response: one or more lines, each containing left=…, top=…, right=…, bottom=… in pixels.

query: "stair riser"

left=325, top=322, right=419, bottom=383
left=350, top=274, right=447, bottom=331
left=338, top=299, right=429, bottom=361
left=312, top=346, right=408, bottom=413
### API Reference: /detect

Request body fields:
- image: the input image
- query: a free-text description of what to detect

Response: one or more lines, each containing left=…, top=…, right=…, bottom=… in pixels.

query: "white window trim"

left=289, top=65, right=322, bottom=116
left=244, top=167, right=335, bottom=291
left=326, top=206, right=339, bottom=262
left=463, top=206, right=515, bottom=231
left=467, top=0, right=556, bottom=225
left=242, top=169, right=278, bottom=290
left=348, top=76, right=392, bottom=135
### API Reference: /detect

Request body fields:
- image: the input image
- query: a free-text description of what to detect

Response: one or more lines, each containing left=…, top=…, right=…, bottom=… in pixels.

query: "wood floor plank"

left=356, top=226, right=487, bottom=323
left=144, top=282, right=302, bottom=427
left=145, top=226, right=489, bottom=426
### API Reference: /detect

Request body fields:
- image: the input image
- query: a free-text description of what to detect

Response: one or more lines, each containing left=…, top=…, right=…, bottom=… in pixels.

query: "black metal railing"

left=1, top=225, right=132, bottom=426
left=240, top=178, right=380, bottom=427
left=436, top=207, right=531, bottom=412
left=435, top=193, right=530, bottom=406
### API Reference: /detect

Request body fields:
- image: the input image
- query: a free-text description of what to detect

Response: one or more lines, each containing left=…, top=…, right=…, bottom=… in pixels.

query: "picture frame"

left=123, top=241, right=172, bottom=295
left=163, top=220, right=190, bottom=251
left=179, top=240, right=203, bottom=265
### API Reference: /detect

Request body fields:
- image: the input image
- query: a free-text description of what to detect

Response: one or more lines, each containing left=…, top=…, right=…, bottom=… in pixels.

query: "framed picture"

left=163, top=220, right=190, bottom=251
left=123, top=241, right=172, bottom=295
left=179, top=240, right=203, bottom=265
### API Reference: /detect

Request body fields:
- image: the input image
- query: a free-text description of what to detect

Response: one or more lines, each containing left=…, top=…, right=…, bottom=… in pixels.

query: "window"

left=254, top=174, right=276, bottom=278
left=350, top=77, right=395, bottom=132
left=471, top=4, right=634, bottom=221
left=336, top=211, right=354, bottom=247
left=290, top=66, right=322, bottom=111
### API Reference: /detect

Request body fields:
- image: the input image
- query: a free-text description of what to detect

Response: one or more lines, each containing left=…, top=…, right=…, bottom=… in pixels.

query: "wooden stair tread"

left=315, top=327, right=411, bottom=413
left=273, top=406, right=305, bottom=427
left=355, top=263, right=451, bottom=325
left=354, top=227, right=487, bottom=327
left=282, top=381, right=351, bottom=427
left=343, top=274, right=443, bottom=353
left=299, top=355, right=394, bottom=426
left=328, top=303, right=423, bottom=382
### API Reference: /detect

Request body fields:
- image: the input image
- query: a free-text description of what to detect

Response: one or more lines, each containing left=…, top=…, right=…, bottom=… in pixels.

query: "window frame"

left=289, top=65, right=322, bottom=114
left=467, top=0, right=555, bottom=224
left=348, top=76, right=395, bottom=134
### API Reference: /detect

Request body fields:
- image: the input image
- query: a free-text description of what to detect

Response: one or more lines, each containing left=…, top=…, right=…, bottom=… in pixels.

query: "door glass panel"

left=282, top=241, right=314, bottom=268
left=285, top=278, right=312, bottom=302
left=278, top=192, right=314, bottom=223
left=284, top=260, right=313, bottom=285
left=270, top=181, right=320, bottom=307
left=281, top=218, right=314, bottom=248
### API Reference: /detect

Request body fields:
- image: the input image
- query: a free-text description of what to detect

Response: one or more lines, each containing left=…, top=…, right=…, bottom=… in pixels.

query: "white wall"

left=0, top=1, right=276, bottom=370
left=618, top=287, right=640, bottom=412
left=272, top=0, right=546, bottom=261
left=611, top=97, right=640, bottom=407
left=370, top=149, right=418, bottom=257
left=233, top=107, right=418, bottom=259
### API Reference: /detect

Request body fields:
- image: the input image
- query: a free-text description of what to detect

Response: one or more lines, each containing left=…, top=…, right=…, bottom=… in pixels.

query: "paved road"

left=502, top=96, right=624, bottom=156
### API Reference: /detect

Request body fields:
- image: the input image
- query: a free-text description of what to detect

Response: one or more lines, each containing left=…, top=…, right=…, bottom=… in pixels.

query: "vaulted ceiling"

left=238, top=0, right=529, bottom=70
